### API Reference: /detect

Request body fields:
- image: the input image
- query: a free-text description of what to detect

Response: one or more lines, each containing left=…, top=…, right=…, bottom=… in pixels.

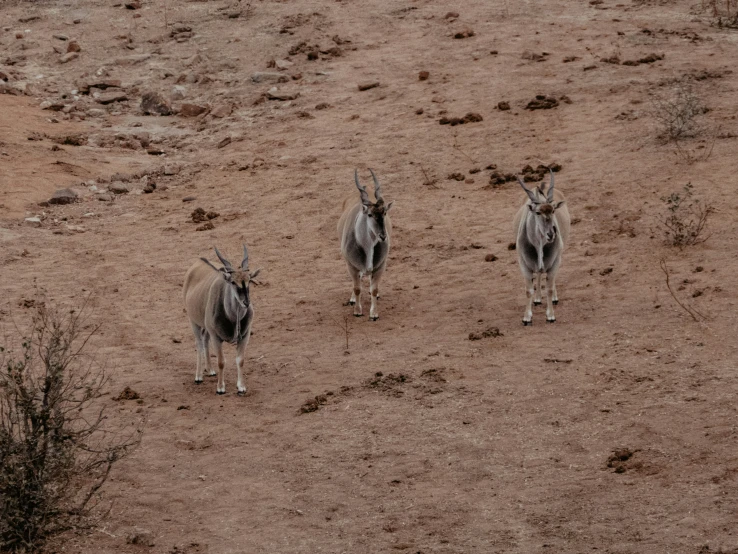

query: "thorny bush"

left=0, top=301, right=140, bottom=553
left=659, top=182, right=714, bottom=248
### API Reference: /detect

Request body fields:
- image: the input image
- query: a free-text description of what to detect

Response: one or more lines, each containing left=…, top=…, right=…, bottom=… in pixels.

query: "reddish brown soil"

left=2, top=1, right=738, bottom=552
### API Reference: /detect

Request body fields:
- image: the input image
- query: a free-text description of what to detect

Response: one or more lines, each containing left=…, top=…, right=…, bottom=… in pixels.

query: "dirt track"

left=2, top=0, right=738, bottom=552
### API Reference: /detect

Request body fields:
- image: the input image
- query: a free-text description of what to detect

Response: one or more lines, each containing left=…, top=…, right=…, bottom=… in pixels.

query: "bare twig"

left=659, top=259, right=707, bottom=321
left=419, top=163, right=438, bottom=188
left=452, top=132, right=478, bottom=164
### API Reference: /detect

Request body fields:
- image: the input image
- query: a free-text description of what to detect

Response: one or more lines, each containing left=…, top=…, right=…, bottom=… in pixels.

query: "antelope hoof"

left=237, top=390, right=246, bottom=397
left=546, top=318, right=556, bottom=323
left=552, top=300, right=559, bottom=305
left=533, top=301, right=542, bottom=306
left=216, top=390, right=225, bottom=395
left=195, top=379, right=203, bottom=384
left=370, top=315, right=379, bottom=321
left=522, top=320, right=532, bottom=326
left=348, top=299, right=356, bottom=305
left=208, top=371, right=216, bottom=377
left=354, top=313, right=363, bottom=318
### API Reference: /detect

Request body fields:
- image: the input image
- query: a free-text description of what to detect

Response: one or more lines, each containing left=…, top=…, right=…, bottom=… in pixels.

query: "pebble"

left=109, top=182, right=131, bottom=195
left=171, top=85, right=186, bottom=101
left=179, top=103, right=207, bottom=117
left=24, top=217, right=42, bottom=227
left=266, top=87, right=299, bottom=101
left=60, top=52, right=79, bottom=64
left=49, top=188, right=78, bottom=205
left=140, top=91, right=172, bottom=115
left=251, top=72, right=289, bottom=84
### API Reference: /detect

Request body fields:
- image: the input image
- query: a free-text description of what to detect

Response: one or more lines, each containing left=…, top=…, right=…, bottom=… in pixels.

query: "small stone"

left=445, top=11, right=459, bottom=19
left=109, top=182, right=131, bottom=195
left=49, top=188, right=78, bottom=205
left=485, top=253, right=498, bottom=262
left=67, top=41, right=81, bottom=53
left=24, top=217, right=42, bottom=227
left=96, top=91, right=128, bottom=104
left=66, top=224, right=86, bottom=233
left=250, top=72, right=289, bottom=84
left=217, top=136, right=232, bottom=148
left=171, top=85, right=186, bottom=101
left=140, top=91, right=172, bottom=115
left=143, top=182, right=156, bottom=193
left=266, top=88, right=299, bottom=101
left=60, top=52, right=79, bottom=64
left=182, top=196, right=196, bottom=202
left=125, top=527, right=154, bottom=547
left=497, top=101, right=510, bottom=110
left=163, top=164, right=180, bottom=175
left=448, top=172, right=465, bottom=181
left=179, top=103, right=208, bottom=117
left=196, top=221, right=215, bottom=231
left=125, top=0, right=142, bottom=8
left=275, top=59, right=294, bottom=70
left=210, top=104, right=232, bottom=118
left=97, top=193, right=114, bottom=202
left=418, top=71, right=429, bottom=81
left=358, top=81, right=380, bottom=91
left=53, top=34, right=69, bottom=41
left=453, top=29, right=475, bottom=39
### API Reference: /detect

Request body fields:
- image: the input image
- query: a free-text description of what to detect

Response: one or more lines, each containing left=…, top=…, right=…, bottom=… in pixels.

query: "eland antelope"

left=513, top=169, right=570, bottom=325
left=337, top=169, right=393, bottom=320
left=183, top=245, right=261, bottom=395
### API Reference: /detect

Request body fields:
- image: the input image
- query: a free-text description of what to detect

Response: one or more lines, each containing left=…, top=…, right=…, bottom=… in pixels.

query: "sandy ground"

left=2, top=0, right=738, bottom=552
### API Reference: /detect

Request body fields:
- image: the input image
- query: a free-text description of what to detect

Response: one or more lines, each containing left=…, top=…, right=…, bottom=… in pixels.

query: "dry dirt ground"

left=2, top=0, right=738, bottom=552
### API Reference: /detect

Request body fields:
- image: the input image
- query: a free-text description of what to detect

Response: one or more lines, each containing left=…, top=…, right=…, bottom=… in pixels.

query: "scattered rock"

left=358, top=81, right=380, bottom=91
left=49, top=188, right=78, bottom=205
left=468, top=327, right=502, bottom=341
left=115, top=386, right=140, bottom=401
left=53, top=34, right=69, bottom=41
left=163, top=164, right=180, bottom=176
left=453, top=29, right=475, bottom=39
left=125, top=527, right=154, bottom=547
left=191, top=208, right=220, bottom=223
left=251, top=72, right=289, bottom=84
left=622, top=53, right=664, bottom=66
left=24, top=217, right=42, bottom=227
left=315, top=102, right=331, bottom=110
left=97, top=193, right=114, bottom=202
left=266, top=87, right=299, bottom=101
left=497, top=101, right=510, bottom=110
left=125, top=0, right=142, bottom=8
left=210, top=104, right=232, bottom=118
left=525, top=95, right=559, bottom=110
left=78, top=79, right=122, bottom=94
left=52, top=133, right=87, bottom=146
left=143, top=182, right=156, bottom=193
left=563, top=55, right=580, bottom=62
left=109, top=182, right=131, bottom=195
left=217, top=136, right=232, bottom=148
left=600, top=267, right=614, bottom=276
left=196, top=221, right=215, bottom=231
left=522, top=50, right=548, bottom=62
left=445, top=11, right=460, bottom=19
left=275, top=59, right=294, bottom=70
left=67, top=40, right=81, bottom=53
left=601, top=55, right=620, bottom=64
left=171, top=85, right=186, bottom=101
left=418, top=71, right=429, bottom=81
left=140, top=91, right=172, bottom=115
left=96, top=91, right=128, bottom=104
left=182, top=196, right=196, bottom=202
left=179, top=103, right=208, bottom=117
left=59, top=52, right=79, bottom=64
left=484, top=253, right=498, bottom=262
left=448, top=172, right=465, bottom=181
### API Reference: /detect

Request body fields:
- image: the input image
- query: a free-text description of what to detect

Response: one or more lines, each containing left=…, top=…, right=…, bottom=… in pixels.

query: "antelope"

left=183, top=245, right=261, bottom=395
left=513, top=169, right=570, bottom=325
left=337, top=169, right=393, bottom=321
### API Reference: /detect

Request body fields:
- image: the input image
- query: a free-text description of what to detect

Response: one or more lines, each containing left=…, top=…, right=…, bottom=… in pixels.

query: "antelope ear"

left=361, top=204, right=371, bottom=214
left=249, top=268, right=262, bottom=280
left=528, top=204, right=536, bottom=212
left=385, top=201, right=394, bottom=213
left=553, top=200, right=565, bottom=210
